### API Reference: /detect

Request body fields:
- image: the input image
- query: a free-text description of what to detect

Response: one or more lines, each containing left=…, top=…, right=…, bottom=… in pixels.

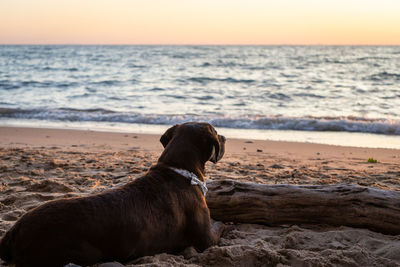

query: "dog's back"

left=0, top=165, right=203, bottom=266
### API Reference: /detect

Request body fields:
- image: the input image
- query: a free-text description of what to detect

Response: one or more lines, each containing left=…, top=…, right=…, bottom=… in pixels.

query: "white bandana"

left=169, top=167, right=208, bottom=196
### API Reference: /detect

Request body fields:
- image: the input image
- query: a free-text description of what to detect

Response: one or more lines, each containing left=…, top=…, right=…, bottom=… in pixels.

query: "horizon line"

left=1, top=43, right=400, bottom=46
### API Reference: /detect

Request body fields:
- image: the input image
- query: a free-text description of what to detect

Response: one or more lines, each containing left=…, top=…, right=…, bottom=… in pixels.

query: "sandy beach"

left=1, top=126, right=400, bottom=266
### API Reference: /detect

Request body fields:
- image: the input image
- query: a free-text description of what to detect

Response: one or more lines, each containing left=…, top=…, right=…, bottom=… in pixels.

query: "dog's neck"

left=158, top=144, right=207, bottom=181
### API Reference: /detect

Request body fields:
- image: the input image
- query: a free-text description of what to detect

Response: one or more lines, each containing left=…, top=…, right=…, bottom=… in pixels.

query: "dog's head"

left=160, top=122, right=226, bottom=163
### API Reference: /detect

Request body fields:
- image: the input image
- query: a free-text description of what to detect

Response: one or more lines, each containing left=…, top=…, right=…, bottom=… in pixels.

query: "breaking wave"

left=1, top=108, right=399, bottom=136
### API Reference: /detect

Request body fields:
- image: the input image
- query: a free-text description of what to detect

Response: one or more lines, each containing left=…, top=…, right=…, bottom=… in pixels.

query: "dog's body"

left=0, top=122, right=226, bottom=267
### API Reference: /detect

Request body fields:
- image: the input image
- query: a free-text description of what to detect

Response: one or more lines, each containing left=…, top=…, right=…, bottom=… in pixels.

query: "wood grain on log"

left=206, top=180, right=400, bottom=235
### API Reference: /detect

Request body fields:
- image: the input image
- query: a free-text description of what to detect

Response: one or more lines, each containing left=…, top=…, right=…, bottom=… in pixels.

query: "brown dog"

left=0, top=122, right=226, bottom=267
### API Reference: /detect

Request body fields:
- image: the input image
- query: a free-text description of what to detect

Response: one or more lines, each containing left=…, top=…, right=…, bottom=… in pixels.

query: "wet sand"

left=1, top=126, right=400, bottom=266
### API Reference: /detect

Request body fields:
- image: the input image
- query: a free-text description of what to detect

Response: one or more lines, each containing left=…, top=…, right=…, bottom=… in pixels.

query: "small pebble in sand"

left=245, top=141, right=253, bottom=143
left=257, top=149, right=263, bottom=152
left=270, top=164, right=284, bottom=169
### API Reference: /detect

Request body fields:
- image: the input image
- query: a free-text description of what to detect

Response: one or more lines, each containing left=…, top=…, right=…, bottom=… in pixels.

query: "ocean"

left=1, top=45, right=400, bottom=148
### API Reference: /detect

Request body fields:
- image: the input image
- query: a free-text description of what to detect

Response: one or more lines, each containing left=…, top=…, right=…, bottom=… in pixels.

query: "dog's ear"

left=209, top=135, right=223, bottom=163
left=160, top=124, right=178, bottom=148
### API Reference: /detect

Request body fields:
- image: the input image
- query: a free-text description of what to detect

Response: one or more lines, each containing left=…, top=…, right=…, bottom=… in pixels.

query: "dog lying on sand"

left=0, top=122, right=226, bottom=267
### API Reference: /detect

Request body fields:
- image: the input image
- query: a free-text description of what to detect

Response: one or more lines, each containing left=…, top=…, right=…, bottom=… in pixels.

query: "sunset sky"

left=1, top=0, right=399, bottom=45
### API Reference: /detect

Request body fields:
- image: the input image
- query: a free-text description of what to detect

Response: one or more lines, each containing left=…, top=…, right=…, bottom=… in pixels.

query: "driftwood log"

left=206, top=180, right=400, bottom=235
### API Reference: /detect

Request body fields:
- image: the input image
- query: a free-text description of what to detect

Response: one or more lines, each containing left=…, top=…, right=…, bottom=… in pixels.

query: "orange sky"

left=1, top=0, right=399, bottom=45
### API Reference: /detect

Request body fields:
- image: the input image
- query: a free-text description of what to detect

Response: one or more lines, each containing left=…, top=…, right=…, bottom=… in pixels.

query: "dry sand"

left=0, top=126, right=400, bottom=266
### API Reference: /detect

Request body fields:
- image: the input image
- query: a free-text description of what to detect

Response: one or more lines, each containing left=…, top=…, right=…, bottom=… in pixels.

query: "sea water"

left=1, top=45, right=400, bottom=148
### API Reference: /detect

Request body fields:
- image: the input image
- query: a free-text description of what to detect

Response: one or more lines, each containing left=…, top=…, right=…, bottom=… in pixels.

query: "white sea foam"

left=1, top=108, right=399, bottom=136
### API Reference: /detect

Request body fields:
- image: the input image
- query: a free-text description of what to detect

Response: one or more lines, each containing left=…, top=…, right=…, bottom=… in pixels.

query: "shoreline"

left=2, top=120, right=400, bottom=150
